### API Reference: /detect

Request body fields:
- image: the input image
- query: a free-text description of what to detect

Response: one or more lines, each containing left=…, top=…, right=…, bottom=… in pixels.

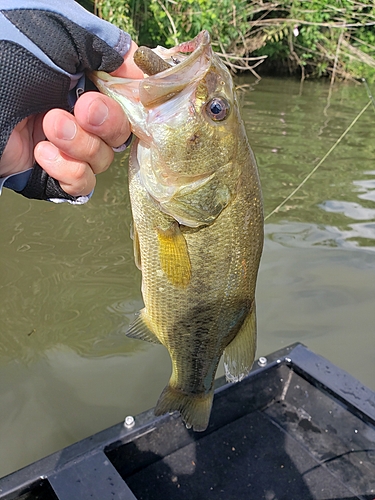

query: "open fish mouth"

left=89, top=31, right=214, bottom=109
left=134, top=30, right=212, bottom=75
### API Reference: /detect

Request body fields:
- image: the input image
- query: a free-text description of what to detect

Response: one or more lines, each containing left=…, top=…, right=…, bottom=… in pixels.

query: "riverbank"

left=89, top=0, right=375, bottom=82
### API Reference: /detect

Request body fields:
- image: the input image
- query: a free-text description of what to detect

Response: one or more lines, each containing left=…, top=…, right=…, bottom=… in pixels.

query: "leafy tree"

left=77, top=0, right=375, bottom=81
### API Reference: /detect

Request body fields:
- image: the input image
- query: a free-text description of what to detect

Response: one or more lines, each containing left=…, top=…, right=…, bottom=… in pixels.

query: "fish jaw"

left=88, top=71, right=153, bottom=145
left=88, top=31, right=213, bottom=144
left=137, top=31, right=213, bottom=108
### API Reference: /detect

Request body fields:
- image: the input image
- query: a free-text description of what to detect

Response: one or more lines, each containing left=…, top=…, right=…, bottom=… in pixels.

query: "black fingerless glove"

left=0, top=1, right=131, bottom=202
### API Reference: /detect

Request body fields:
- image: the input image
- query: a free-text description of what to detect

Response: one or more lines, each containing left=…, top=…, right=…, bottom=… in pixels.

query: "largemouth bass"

left=91, top=31, right=264, bottom=431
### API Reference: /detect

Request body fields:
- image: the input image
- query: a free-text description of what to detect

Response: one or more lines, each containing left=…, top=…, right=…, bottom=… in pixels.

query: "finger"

left=42, top=109, right=114, bottom=174
left=73, top=92, right=131, bottom=149
left=34, top=141, right=96, bottom=196
left=0, top=117, right=39, bottom=176
left=0, top=120, right=30, bottom=176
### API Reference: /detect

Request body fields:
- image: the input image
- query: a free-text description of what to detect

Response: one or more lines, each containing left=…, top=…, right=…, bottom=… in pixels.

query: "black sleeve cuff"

left=18, top=163, right=80, bottom=202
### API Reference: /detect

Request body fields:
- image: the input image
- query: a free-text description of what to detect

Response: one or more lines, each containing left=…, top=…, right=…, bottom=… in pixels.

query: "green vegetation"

left=89, top=0, right=375, bottom=81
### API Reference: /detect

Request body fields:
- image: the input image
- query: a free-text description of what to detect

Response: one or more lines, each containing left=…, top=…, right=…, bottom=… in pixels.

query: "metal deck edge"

left=48, top=451, right=137, bottom=500
left=1, top=342, right=374, bottom=499
left=287, top=343, right=375, bottom=424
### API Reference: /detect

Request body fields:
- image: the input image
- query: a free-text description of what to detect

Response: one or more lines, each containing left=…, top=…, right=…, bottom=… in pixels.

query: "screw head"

left=258, top=356, right=268, bottom=367
left=124, top=415, right=135, bottom=428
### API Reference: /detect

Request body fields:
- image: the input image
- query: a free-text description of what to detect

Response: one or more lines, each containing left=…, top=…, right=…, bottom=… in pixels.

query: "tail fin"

left=154, top=384, right=213, bottom=432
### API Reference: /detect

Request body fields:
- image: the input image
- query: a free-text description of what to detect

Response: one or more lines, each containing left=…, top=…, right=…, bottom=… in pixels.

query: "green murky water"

left=0, top=76, right=374, bottom=478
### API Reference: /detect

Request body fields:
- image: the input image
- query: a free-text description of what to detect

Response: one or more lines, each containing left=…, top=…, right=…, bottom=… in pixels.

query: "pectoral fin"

left=223, top=304, right=257, bottom=383
left=131, top=220, right=142, bottom=270
left=127, top=309, right=162, bottom=344
left=156, top=222, right=191, bottom=287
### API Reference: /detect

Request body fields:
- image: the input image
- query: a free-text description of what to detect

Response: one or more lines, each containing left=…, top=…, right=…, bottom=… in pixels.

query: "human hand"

left=0, top=3, right=144, bottom=202
left=0, top=41, right=143, bottom=198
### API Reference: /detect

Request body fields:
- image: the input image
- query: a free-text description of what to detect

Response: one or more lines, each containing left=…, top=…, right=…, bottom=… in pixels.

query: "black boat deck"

left=1, top=343, right=375, bottom=500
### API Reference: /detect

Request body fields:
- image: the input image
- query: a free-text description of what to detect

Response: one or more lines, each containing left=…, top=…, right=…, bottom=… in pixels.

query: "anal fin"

left=223, top=303, right=257, bottom=383
left=127, top=309, right=162, bottom=344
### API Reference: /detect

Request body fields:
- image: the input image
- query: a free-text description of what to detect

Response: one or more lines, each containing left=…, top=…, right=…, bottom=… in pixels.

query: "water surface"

left=0, top=76, right=374, bottom=478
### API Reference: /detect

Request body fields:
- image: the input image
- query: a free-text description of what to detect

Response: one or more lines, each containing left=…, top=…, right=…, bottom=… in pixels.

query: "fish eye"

left=205, top=97, right=230, bottom=121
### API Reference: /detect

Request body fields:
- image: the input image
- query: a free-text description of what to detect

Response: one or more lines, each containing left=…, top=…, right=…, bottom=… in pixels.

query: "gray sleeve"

left=0, top=0, right=130, bottom=62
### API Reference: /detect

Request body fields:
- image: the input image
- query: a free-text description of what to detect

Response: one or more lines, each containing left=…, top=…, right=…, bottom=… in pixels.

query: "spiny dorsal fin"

left=223, top=304, right=257, bottom=383
left=127, top=309, right=162, bottom=344
left=156, top=222, right=191, bottom=287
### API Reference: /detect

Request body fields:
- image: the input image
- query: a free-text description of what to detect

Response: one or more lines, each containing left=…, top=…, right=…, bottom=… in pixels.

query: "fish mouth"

left=138, top=31, right=213, bottom=107
left=148, top=30, right=211, bottom=70
left=89, top=31, right=214, bottom=108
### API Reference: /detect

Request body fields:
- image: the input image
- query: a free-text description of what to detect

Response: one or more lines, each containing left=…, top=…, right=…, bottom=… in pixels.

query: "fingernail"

left=40, top=143, right=59, bottom=161
left=57, top=117, right=77, bottom=140
left=88, top=99, right=109, bottom=126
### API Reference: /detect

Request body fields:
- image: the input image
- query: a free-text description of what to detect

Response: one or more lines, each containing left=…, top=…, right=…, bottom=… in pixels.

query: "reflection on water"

left=0, top=77, right=374, bottom=478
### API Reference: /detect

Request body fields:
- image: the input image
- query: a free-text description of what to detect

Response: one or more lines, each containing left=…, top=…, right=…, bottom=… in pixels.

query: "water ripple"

left=320, top=200, right=375, bottom=220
